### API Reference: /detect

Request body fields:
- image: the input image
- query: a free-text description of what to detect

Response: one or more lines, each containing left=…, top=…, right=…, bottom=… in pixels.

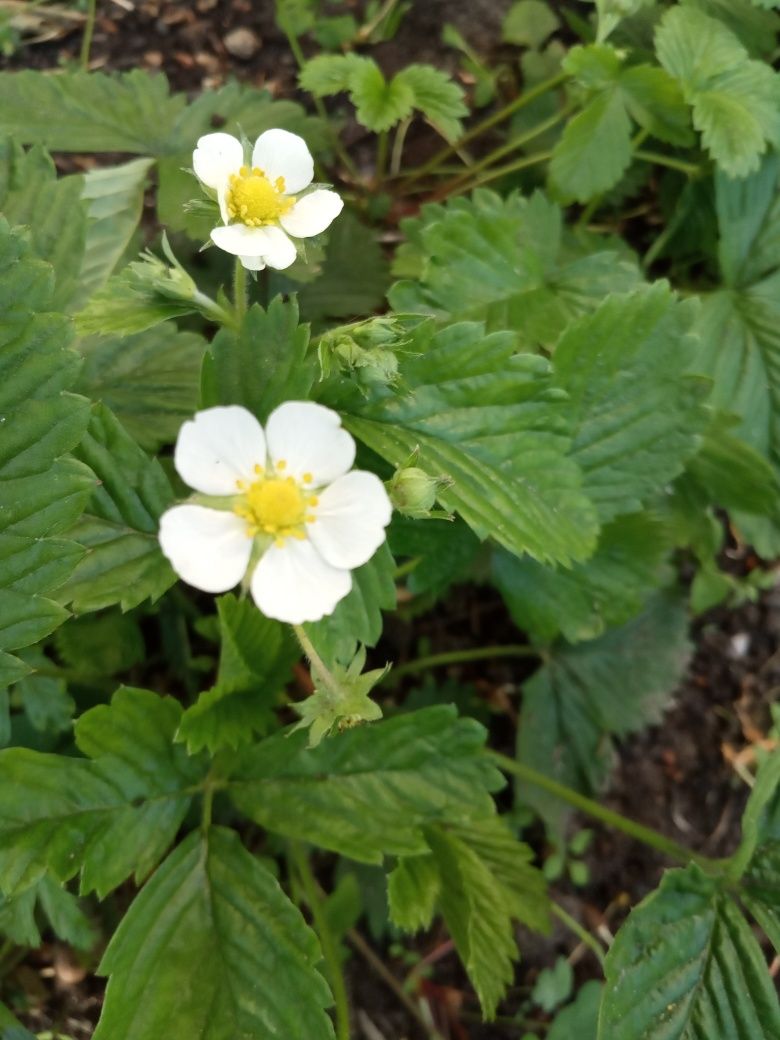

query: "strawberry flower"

left=192, top=129, right=343, bottom=272
left=159, top=403, right=392, bottom=624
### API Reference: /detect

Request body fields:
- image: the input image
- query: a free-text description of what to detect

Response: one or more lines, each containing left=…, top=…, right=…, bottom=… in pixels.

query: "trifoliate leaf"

left=201, top=297, right=314, bottom=420
left=0, top=221, right=90, bottom=672
left=75, top=325, right=207, bottom=453
left=57, top=404, right=176, bottom=614
left=389, top=190, right=640, bottom=343
left=0, top=687, right=204, bottom=897
left=74, top=158, right=154, bottom=310
left=338, top=319, right=600, bottom=567
left=94, top=827, right=335, bottom=1040
left=228, top=706, right=503, bottom=863
left=599, top=864, right=780, bottom=1039
left=656, top=6, right=780, bottom=176
left=176, top=594, right=298, bottom=755
left=553, top=283, right=709, bottom=522
left=493, top=512, right=670, bottom=644
left=0, top=140, right=87, bottom=309
left=517, top=593, right=691, bottom=841
left=394, top=64, right=467, bottom=141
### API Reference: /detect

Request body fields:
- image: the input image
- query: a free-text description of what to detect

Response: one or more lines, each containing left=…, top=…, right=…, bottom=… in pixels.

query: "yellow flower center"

left=226, top=166, right=295, bottom=227
left=234, top=464, right=318, bottom=546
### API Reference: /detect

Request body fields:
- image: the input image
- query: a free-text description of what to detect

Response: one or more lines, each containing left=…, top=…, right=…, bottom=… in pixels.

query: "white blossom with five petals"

left=158, top=403, right=392, bottom=624
left=193, top=129, right=343, bottom=272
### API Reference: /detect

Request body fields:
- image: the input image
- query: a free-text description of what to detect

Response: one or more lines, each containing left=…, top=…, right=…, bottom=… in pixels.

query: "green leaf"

left=0, top=220, right=91, bottom=668
left=177, top=594, right=298, bottom=755
left=15, top=661, right=74, bottom=734
left=228, top=706, right=503, bottom=863
left=389, top=189, right=640, bottom=344
left=301, top=54, right=414, bottom=132
left=304, top=543, right=396, bottom=665
left=619, top=64, right=693, bottom=147
left=493, top=512, right=670, bottom=644
left=424, top=818, right=549, bottom=1020
left=656, top=6, right=780, bottom=176
left=594, top=0, right=655, bottom=42
left=74, top=158, right=154, bottom=309
left=94, top=826, right=335, bottom=1040
left=339, top=319, right=599, bottom=567
left=554, top=283, right=708, bottom=522
left=0, top=874, right=95, bottom=950
left=0, top=140, right=87, bottom=309
left=548, top=980, right=602, bottom=1040
left=0, top=687, right=203, bottom=897
left=517, top=593, right=691, bottom=841
left=201, top=297, right=314, bottom=420
left=0, top=1003, right=34, bottom=1039
left=503, top=1, right=560, bottom=48
left=599, top=864, right=780, bottom=1039
left=394, top=64, right=467, bottom=141
left=686, top=418, right=780, bottom=516
left=532, top=957, right=573, bottom=1012
left=0, top=70, right=186, bottom=154
left=387, top=854, right=440, bottom=933
left=58, top=404, right=175, bottom=613
left=75, top=326, right=206, bottom=453
left=54, top=610, right=145, bottom=677
left=551, top=89, right=632, bottom=202
left=294, top=211, right=390, bottom=326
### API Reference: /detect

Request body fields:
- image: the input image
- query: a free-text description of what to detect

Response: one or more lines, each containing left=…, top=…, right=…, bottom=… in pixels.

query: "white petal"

left=240, top=253, right=267, bottom=271
left=308, top=471, right=392, bottom=570
left=251, top=538, right=351, bottom=623
left=211, top=224, right=297, bottom=270
left=265, top=401, right=355, bottom=486
left=280, top=190, right=344, bottom=238
left=193, top=133, right=243, bottom=190
left=174, top=405, right=265, bottom=495
left=252, top=129, right=314, bottom=194
left=159, top=505, right=252, bottom=593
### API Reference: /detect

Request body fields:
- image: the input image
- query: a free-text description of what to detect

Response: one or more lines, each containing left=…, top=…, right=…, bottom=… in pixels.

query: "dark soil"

left=2, top=2, right=779, bottom=1038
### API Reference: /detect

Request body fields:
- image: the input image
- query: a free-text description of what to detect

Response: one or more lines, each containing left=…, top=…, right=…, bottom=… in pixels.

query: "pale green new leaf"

left=493, top=512, right=670, bottom=644
left=301, top=54, right=414, bottom=132
left=394, top=64, right=467, bottom=141
left=74, top=158, right=154, bottom=309
left=517, top=594, right=691, bottom=840
left=75, top=326, right=207, bottom=452
left=656, top=7, right=780, bottom=176
left=503, top=1, right=560, bottom=48
left=57, top=404, right=175, bottom=613
left=228, top=706, right=503, bottom=863
left=553, top=283, right=709, bottom=522
left=389, top=190, right=640, bottom=344
left=599, top=864, right=780, bottom=1038
left=177, top=594, right=298, bottom=755
left=338, top=319, right=599, bottom=567
left=94, top=827, right=335, bottom=1040
left=201, top=297, right=314, bottom=420
left=0, top=687, right=203, bottom=898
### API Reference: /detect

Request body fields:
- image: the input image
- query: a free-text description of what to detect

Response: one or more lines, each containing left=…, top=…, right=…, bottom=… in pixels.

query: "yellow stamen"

left=225, top=168, right=294, bottom=228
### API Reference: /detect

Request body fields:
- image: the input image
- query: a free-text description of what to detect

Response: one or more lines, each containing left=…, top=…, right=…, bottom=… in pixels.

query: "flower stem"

left=79, top=0, right=97, bottom=70
left=551, top=903, right=606, bottom=967
left=488, top=750, right=722, bottom=872
left=290, top=843, right=351, bottom=1040
left=375, top=129, right=390, bottom=187
left=385, top=644, right=541, bottom=683
left=390, top=116, right=413, bottom=177
left=293, top=624, right=342, bottom=699
left=634, top=150, right=702, bottom=177
left=233, top=258, right=248, bottom=324
left=400, top=71, right=568, bottom=188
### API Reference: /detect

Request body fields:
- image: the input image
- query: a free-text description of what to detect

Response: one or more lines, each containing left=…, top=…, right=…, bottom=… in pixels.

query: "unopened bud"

left=389, top=465, right=452, bottom=518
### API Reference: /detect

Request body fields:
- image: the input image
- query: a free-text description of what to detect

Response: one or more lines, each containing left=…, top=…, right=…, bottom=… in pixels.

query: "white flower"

left=158, top=403, right=392, bottom=624
left=192, top=129, right=343, bottom=272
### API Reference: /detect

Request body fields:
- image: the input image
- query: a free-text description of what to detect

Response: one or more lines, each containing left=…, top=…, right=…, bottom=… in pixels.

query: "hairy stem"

left=375, top=129, right=390, bottom=187
left=435, top=149, right=553, bottom=199
left=79, top=0, right=98, bottom=70
left=290, top=843, right=351, bottom=1040
left=488, top=751, right=722, bottom=872
left=401, top=71, right=568, bottom=187
left=634, top=150, right=702, bottom=177
left=293, top=624, right=342, bottom=699
left=551, top=903, right=606, bottom=967
left=233, top=258, right=248, bottom=324
left=386, top=644, right=541, bottom=683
